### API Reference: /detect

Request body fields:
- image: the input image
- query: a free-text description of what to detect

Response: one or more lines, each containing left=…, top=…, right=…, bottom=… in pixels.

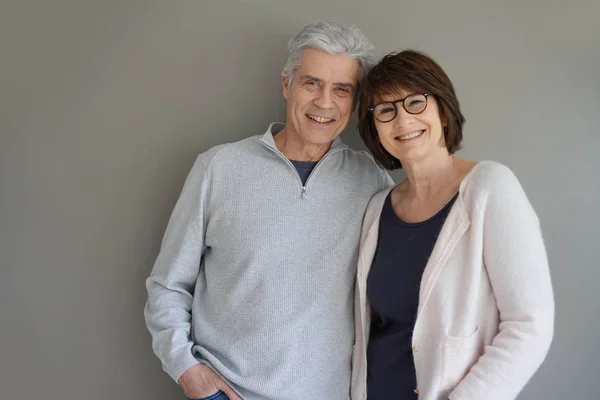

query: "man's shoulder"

left=338, top=148, right=392, bottom=188
left=194, top=135, right=263, bottom=167
left=339, top=148, right=383, bottom=171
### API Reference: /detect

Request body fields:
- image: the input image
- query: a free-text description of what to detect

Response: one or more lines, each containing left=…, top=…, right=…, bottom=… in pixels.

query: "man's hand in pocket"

left=178, top=364, right=242, bottom=400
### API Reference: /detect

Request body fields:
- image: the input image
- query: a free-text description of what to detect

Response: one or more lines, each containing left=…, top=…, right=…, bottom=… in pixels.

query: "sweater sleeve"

left=143, top=148, right=220, bottom=383
left=449, top=164, right=555, bottom=400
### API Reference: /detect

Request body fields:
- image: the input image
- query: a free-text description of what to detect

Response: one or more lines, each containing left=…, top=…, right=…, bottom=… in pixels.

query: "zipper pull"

left=301, top=186, right=306, bottom=199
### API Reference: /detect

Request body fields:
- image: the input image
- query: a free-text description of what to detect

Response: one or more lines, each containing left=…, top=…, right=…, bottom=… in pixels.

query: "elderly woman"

left=351, top=50, right=554, bottom=400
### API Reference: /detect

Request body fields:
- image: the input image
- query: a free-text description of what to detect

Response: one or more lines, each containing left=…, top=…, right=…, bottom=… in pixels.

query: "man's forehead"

left=297, top=48, right=360, bottom=83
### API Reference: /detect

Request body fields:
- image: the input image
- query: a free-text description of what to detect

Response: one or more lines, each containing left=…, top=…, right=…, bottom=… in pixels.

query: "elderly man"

left=144, top=20, right=392, bottom=400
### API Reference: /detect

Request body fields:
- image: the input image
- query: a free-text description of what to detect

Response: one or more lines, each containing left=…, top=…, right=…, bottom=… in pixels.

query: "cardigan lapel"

left=416, top=194, right=470, bottom=318
left=356, top=188, right=392, bottom=335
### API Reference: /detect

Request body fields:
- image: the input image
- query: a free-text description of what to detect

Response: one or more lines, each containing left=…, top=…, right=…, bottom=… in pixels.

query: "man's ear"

left=282, top=75, right=289, bottom=100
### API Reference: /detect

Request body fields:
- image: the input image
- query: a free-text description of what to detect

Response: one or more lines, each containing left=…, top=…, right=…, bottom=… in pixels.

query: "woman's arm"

left=450, top=165, right=554, bottom=400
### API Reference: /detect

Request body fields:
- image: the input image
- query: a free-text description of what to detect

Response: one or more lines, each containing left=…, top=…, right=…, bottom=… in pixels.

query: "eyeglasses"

left=369, top=93, right=430, bottom=123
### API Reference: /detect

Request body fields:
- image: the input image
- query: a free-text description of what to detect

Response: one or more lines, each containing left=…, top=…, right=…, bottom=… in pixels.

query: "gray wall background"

left=1, top=1, right=599, bottom=399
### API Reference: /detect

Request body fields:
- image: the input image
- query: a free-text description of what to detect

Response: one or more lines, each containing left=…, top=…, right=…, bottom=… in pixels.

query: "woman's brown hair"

left=358, top=50, right=465, bottom=169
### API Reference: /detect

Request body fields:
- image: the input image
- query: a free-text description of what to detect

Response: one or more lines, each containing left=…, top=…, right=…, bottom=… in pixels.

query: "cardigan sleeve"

left=449, top=164, right=555, bottom=400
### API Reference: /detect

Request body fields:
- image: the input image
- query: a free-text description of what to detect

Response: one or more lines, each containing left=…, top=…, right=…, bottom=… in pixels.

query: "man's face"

left=282, top=48, right=360, bottom=148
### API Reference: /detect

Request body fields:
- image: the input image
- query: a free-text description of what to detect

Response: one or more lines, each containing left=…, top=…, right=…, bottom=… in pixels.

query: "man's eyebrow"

left=299, top=74, right=321, bottom=82
left=299, top=75, right=356, bottom=90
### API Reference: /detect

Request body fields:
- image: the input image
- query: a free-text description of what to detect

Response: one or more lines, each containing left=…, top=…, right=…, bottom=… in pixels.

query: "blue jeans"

left=187, top=390, right=229, bottom=400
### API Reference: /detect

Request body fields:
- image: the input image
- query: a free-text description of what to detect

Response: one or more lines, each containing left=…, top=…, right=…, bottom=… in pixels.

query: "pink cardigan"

left=351, top=161, right=554, bottom=400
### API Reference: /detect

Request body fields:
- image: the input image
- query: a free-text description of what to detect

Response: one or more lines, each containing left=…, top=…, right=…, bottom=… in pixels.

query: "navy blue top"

left=367, top=190, right=458, bottom=399
left=290, top=160, right=318, bottom=185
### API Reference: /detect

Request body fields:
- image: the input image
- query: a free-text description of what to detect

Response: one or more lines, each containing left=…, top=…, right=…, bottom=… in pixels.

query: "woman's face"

left=373, top=88, right=447, bottom=165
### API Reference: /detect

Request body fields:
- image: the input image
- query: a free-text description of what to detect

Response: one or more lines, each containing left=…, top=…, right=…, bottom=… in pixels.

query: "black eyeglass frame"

left=368, top=93, right=431, bottom=123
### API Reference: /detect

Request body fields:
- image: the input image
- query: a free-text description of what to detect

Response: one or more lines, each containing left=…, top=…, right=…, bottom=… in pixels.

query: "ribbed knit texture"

left=144, top=123, right=393, bottom=400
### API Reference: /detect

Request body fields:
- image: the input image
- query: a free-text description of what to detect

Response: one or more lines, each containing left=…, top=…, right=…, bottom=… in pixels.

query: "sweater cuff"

left=164, top=343, right=201, bottom=383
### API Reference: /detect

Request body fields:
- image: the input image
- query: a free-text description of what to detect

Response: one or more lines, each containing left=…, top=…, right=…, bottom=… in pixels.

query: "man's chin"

left=302, top=125, right=345, bottom=141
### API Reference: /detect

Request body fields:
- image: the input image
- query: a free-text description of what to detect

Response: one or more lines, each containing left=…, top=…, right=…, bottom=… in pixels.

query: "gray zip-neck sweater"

left=144, top=123, right=393, bottom=400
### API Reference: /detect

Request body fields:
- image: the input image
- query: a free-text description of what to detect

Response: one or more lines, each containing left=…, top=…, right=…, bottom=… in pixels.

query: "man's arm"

left=376, top=164, right=395, bottom=190
left=143, top=148, right=242, bottom=400
left=144, top=153, right=212, bottom=382
left=380, top=168, right=395, bottom=189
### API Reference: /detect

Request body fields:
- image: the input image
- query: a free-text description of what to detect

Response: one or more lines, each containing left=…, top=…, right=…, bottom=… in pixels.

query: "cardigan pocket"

left=439, top=327, right=481, bottom=394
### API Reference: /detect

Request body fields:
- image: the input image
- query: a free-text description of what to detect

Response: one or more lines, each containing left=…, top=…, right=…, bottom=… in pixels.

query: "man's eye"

left=336, top=87, right=352, bottom=96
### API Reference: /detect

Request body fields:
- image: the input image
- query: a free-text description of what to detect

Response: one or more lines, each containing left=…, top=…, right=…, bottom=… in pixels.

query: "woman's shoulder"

left=464, top=160, right=515, bottom=184
left=460, top=160, right=531, bottom=215
left=461, top=160, right=522, bottom=195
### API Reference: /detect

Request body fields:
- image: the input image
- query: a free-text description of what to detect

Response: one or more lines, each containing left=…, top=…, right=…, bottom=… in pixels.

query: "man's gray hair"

left=282, top=20, right=377, bottom=88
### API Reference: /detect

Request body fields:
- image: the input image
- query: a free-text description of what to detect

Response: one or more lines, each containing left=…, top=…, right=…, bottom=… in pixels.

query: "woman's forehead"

left=372, top=85, right=420, bottom=103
